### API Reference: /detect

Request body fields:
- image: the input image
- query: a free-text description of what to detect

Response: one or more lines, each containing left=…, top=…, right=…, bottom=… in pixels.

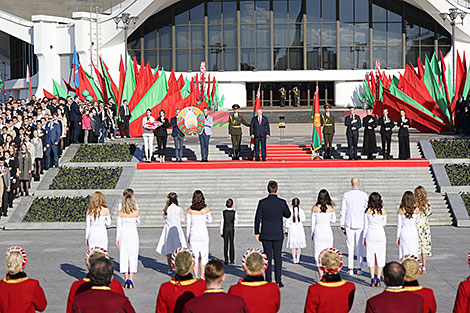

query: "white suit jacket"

left=340, top=189, right=368, bottom=229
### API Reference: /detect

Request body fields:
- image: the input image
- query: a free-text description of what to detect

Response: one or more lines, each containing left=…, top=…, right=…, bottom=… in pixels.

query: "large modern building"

left=1, top=0, right=470, bottom=108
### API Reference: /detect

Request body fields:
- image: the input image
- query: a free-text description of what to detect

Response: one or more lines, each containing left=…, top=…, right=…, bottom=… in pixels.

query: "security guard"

left=321, top=104, right=335, bottom=159
left=228, top=104, right=250, bottom=160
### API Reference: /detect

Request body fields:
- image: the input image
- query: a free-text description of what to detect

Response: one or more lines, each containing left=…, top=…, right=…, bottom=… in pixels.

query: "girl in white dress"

left=285, top=198, right=306, bottom=264
left=311, top=189, right=336, bottom=278
left=397, top=191, right=420, bottom=259
left=85, top=192, right=111, bottom=250
left=186, top=190, right=212, bottom=279
left=142, top=109, right=155, bottom=162
left=363, top=192, right=387, bottom=287
left=116, top=193, right=140, bottom=289
left=156, top=192, right=187, bottom=274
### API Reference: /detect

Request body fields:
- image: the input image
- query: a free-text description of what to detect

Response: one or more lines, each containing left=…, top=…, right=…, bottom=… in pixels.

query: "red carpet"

left=136, top=159, right=431, bottom=170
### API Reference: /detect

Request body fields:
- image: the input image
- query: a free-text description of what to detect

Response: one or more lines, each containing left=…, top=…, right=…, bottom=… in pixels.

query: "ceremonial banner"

left=311, top=82, right=322, bottom=151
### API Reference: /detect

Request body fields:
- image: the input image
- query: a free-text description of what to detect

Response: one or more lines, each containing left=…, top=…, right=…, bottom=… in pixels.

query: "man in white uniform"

left=340, top=177, right=368, bottom=275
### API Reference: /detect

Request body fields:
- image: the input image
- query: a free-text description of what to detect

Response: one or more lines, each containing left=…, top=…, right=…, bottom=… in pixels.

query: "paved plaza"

left=1, top=226, right=469, bottom=313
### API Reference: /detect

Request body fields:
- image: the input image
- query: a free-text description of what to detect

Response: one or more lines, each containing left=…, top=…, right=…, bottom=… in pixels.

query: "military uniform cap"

left=232, top=104, right=240, bottom=110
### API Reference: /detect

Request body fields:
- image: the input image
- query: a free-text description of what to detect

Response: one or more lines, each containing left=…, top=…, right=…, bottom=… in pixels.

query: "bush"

left=22, top=196, right=90, bottom=222
left=49, top=167, right=122, bottom=190
left=444, top=164, right=470, bottom=186
left=430, top=139, right=470, bottom=158
left=71, top=144, right=136, bottom=162
left=461, top=193, right=470, bottom=217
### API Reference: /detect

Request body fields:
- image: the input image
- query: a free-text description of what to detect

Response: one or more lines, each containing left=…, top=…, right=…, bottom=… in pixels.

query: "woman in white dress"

left=142, top=109, right=155, bottom=162
left=362, top=192, right=387, bottom=287
left=397, top=191, right=420, bottom=259
left=156, top=192, right=187, bottom=274
left=311, top=189, right=336, bottom=278
left=415, top=186, right=432, bottom=274
left=186, top=190, right=212, bottom=279
left=85, top=192, right=111, bottom=250
left=285, top=198, right=306, bottom=264
left=116, top=193, right=140, bottom=289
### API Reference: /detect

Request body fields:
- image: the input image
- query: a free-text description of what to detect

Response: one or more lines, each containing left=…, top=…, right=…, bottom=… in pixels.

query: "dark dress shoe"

left=278, top=282, right=284, bottom=288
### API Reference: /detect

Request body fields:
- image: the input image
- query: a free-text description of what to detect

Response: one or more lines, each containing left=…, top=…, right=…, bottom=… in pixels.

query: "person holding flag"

left=250, top=84, right=270, bottom=162
left=311, top=83, right=322, bottom=159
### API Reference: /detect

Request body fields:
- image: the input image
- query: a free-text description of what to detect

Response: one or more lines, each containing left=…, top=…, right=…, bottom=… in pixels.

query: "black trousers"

left=347, top=131, right=359, bottom=159
left=381, top=132, right=392, bottom=158
left=254, top=136, right=267, bottom=160
left=156, top=136, right=167, bottom=157
left=120, top=120, right=130, bottom=137
left=262, top=239, right=283, bottom=283
left=223, top=227, right=235, bottom=262
left=71, top=121, right=80, bottom=143
left=1, top=186, right=8, bottom=215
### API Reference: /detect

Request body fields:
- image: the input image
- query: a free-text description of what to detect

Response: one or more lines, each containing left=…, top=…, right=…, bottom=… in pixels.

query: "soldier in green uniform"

left=228, top=104, right=250, bottom=160
left=321, top=104, right=335, bottom=159
left=292, top=86, right=300, bottom=107
left=279, top=87, right=286, bottom=107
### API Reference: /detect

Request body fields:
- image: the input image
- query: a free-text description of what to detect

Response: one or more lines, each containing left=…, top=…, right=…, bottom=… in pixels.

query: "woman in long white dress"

left=415, top=186, right=432, bottom=274
left=397, top=191, right=420, bottom=259
left=362, top=192, right=387, bottom=287
left=116, top=193, right=140, bottom=289
left=85, top=192, right=111, bottom=250
left=285, top=198, right=306, bottom=264
left=156, top=192, right=187, bottom=274
left=186, top=190, right=212, bottom=279
left=311, top=189, right=336, bottom=278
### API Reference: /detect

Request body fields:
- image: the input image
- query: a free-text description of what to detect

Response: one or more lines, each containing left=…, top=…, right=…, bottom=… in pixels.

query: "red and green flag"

left=311, top=82, right=322, bottom=151
left=100, top=57, right=118, bottom=104
left=0, top=79, right=5, bottom=95
left=253, top=83, right=261, bottom=116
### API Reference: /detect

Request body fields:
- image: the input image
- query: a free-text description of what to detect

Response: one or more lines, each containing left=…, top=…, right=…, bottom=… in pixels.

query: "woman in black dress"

left=155, top=110, right=170, bottom=163
left=362, top=108, right=378, bottom=160
left=397, top=109, right=411, bottom=159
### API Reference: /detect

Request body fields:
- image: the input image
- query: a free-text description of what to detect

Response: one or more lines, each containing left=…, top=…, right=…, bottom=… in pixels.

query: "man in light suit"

left=171, top=108, right=185, bottom=162
left=199, top=107, right=213, bottom=162
left=340, top=177, right=368, bottom=276
left=250, top=109, right=270, bottom=161
left=254, top=180, right=291, bottom=287
left=344, top=107, right=362, bottom=160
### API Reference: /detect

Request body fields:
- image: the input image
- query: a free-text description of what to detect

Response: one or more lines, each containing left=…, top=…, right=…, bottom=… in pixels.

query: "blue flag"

left=72, top=46, right=80, bottom=88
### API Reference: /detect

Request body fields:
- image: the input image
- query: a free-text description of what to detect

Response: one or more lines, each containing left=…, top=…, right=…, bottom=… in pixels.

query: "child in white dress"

left=186, top=190, right=212, bottom=279
left=85, top=192, right=111, bottom=250
left=363, top=192, right=387, bottom=287
left=116, top=193, right=140, bottom=289
left=285, top=198, right=306, bottom=264
left=156, top=192, right=187, bottom=274
left=397, top=191, right=420, bottom=259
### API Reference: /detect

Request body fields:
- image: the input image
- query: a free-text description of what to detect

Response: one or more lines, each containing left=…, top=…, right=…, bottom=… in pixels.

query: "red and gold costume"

left=404, top=285, right=437, bottom=313
left=182, top=289, right=248, bottom=313
left=72, top=286, right=135, bottom=313
left=365, top=288, right=424, bottom=313
left=453, top=276, right=470, bottom=313
left=304, top=278, right=355, bottom=313
left=67, top=277, right=125, bottom=313
left=229, top=277, right=280, bottom=313
left=0, top=273, right=47, bottom=313
left=156, top=277, right=206, bottom=313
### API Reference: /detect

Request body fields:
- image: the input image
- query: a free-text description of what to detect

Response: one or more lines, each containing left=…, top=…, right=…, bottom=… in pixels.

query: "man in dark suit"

left=365, top=262, right=424, bottom=313
left=254, top=180, right=291, bottom=287
left=344, top=107, right=361, bottom=160
left=69, top=96, right=81, bottom=143
left=250, top=108, right=270, bottom=161
left=119, top=100, right=132, bottom=138
left=171, top=108, right=185, bottom=162
left=72, top=257, right=135, bottom=313
left=456, top=94, right=465, bottom=134
left=378, top=108, right=395, bottom=159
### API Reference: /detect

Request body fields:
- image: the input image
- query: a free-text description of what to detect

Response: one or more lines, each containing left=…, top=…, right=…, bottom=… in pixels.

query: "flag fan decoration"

left=357, top=51, right=469, bottom=133
left=44, top=57, right=225, bottom=137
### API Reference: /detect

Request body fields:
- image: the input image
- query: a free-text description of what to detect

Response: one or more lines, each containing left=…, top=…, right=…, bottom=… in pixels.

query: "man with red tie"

left=183, top=259, right=248, bottom=313
left=250, top=108, right=270, bottom=161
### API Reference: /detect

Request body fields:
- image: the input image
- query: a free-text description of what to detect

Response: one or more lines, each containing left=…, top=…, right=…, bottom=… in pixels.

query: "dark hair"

left=383, top=262, right=405, bottom=287
left=367, top=192, right=383, bottom=215
left=226, top=198, right=233, bottom=208
left=291, top=198, right=300, bottom=223
left=204, top=259, right=224, bottom=283
left=267, top=180, right=278, bottom=194
left=190, top=190, right=206, bottom=211
left=89, top=257, right=114, bottom=287
left=316, top=189, right=333, bottom=213
left=146, top=109, right=151, bottom=113
left=400, top=191, right=415, bottom=219
left=164, top=192, right=179, bottom=216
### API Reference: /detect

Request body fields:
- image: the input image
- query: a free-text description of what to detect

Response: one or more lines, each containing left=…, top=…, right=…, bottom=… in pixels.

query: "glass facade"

left=128, top=0, right=451, bottom=71
left=10, top=37, right=38, bottom=80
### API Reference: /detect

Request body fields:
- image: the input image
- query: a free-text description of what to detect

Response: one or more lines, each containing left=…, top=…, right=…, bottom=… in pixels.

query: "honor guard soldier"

left=292, top=87, right=300, bottom=107
left=228, top=104, right=250, bottom=160
left=321, top=104, right=335, bottom=159
left=279, top=87, right=286, bottom=107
